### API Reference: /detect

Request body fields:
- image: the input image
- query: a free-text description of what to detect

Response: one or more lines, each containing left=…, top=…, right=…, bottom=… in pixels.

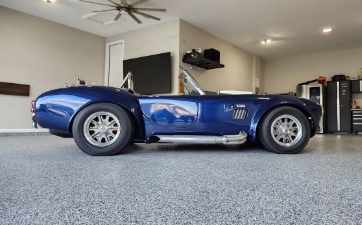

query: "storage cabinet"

left=352, top=110, right=362, bottom=134
left=327, top=80, right=351, bottom=133
left=351, top=80, right=362, bottom=93
left=296, top=84, right=327, bottom=133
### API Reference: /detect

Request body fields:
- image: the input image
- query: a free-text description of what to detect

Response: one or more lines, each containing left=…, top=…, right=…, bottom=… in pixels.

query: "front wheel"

left=72, top=103, right=134, bottom=156
left=258, top=106, right=310, bottom=154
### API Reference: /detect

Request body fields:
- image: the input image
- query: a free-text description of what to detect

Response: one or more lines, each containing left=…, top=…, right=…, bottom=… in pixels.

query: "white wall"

left=106, top=20, right=180, bottom=94
left=179, top=20, right=255, bottom=93
left=0, top=6, right=105, bottom=130
left=264, top=47, right=362, bottom=105
left=0, top=10, right=264, bottom=131
left=106, top=19, right=263, bottom=95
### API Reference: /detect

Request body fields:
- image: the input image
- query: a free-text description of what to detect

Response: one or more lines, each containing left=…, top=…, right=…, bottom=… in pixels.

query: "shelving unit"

left=182, top=52, right=224, bottom=70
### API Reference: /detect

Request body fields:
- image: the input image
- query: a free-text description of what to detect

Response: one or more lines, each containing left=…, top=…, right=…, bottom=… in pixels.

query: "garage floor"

left=0, top=134, right=361, bottom=224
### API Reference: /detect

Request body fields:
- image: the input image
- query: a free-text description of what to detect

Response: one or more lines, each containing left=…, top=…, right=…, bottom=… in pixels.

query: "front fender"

left=249, top=96, right=319, bottom=141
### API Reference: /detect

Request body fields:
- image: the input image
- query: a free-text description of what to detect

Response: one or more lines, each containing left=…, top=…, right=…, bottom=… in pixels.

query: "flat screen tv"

left=123, top=52, right=171, bottom=95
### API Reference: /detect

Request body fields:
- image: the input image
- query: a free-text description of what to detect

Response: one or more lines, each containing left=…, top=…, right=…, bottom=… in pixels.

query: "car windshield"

left=178, top=69, right=205, bottom=95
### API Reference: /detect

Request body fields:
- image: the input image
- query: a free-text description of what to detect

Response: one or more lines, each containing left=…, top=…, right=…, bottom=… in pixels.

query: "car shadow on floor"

left=124, top=142, right=270, bottom=154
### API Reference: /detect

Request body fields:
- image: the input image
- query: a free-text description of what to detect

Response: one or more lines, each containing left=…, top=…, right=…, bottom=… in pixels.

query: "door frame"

left=104, top=40, right=124, bottom=86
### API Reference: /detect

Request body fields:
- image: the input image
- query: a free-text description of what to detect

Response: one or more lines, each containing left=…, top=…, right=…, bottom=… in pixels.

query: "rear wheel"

left=72, top=103, right=133, bottom=156
left=258, top=106, right=310, bottom=154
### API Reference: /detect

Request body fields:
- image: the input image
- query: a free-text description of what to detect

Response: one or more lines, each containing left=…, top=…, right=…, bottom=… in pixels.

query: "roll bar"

left=179, top=66, right=205, bottom=95
left=119, top=72, right=134, bottom=90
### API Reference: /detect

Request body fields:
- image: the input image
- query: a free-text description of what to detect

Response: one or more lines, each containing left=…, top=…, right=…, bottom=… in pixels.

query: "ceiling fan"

left=79, top=0, right=166, bottom=24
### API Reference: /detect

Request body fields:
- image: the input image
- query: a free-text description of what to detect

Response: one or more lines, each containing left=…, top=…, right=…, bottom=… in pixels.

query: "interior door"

left=105, top=40, right=124, bottom=87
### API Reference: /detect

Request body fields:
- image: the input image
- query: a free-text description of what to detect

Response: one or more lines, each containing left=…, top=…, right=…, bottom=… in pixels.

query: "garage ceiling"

left=1, top=0, right=362, bottom=60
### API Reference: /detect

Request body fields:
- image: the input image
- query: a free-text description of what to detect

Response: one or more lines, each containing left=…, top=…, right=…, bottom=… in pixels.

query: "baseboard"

left=0, top=129, right=49, bottom=133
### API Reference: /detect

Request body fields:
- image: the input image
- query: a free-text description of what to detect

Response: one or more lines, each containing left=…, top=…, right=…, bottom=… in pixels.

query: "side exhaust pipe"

left=155, top=132, right=247, bottom=145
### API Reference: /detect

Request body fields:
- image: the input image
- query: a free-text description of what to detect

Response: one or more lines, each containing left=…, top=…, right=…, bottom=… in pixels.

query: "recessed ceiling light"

left=323, top=28, right=332, bottom=33
left=44, top=0, right=56, bottom=3
left=261, top=39, right=271, bottom=44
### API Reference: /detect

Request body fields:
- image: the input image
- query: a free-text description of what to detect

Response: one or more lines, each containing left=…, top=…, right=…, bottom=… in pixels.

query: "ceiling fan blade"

left=114, top=12, right=122, bottom=21
left=108, top=0, right=118, bottom=5
left=133, top=11, right=160, bottom=21
left=92, top=9, right=117, bottom=12
left=135, top=8, right=166, bottom=12
left=128, top=12, right=142, bottom=24
left=131, top=0, right=149, bottom=6
left=79, top=0, right=115, bottom=7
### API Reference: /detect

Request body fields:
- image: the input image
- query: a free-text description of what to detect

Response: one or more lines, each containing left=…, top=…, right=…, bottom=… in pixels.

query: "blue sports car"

left=31, top=67, right=322, bottom=156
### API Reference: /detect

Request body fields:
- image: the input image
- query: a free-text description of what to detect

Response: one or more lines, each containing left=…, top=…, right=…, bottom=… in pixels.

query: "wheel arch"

left=250, top=103, right=315, bottom=141
left=68, top=101, right=144, bottom=140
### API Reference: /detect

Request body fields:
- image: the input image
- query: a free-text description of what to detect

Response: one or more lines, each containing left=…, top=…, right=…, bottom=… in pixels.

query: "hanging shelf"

left=182, top=51, right=224, bottom=70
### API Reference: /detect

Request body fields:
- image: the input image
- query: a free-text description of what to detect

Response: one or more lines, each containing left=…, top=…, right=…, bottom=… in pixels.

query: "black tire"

left=72, top=103, right=134, bottom=156
left=258, top=106, right=310, bottom=154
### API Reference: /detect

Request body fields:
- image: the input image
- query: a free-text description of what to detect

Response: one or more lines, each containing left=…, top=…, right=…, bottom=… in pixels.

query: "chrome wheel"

left=271, top=114, right=302, bottom=147
left=83, top=112, right=121, bottom=147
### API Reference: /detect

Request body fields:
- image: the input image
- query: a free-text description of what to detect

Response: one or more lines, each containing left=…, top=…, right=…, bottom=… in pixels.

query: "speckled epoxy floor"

left=0, top=134, right=362, bottom=224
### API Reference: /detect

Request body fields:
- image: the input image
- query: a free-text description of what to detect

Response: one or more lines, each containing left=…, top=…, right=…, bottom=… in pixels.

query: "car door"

left=138, top=95, right=199, bottom=128
left=197, top=95, right=258, bottom=135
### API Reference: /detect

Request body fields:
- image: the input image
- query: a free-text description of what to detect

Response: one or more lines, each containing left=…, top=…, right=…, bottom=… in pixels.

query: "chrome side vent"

left=233, top=109, right=248, bottom=119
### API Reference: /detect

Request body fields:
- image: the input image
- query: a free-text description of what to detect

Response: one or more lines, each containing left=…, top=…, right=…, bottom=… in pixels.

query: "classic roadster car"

left=31, top=67, right=322, bottom=156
